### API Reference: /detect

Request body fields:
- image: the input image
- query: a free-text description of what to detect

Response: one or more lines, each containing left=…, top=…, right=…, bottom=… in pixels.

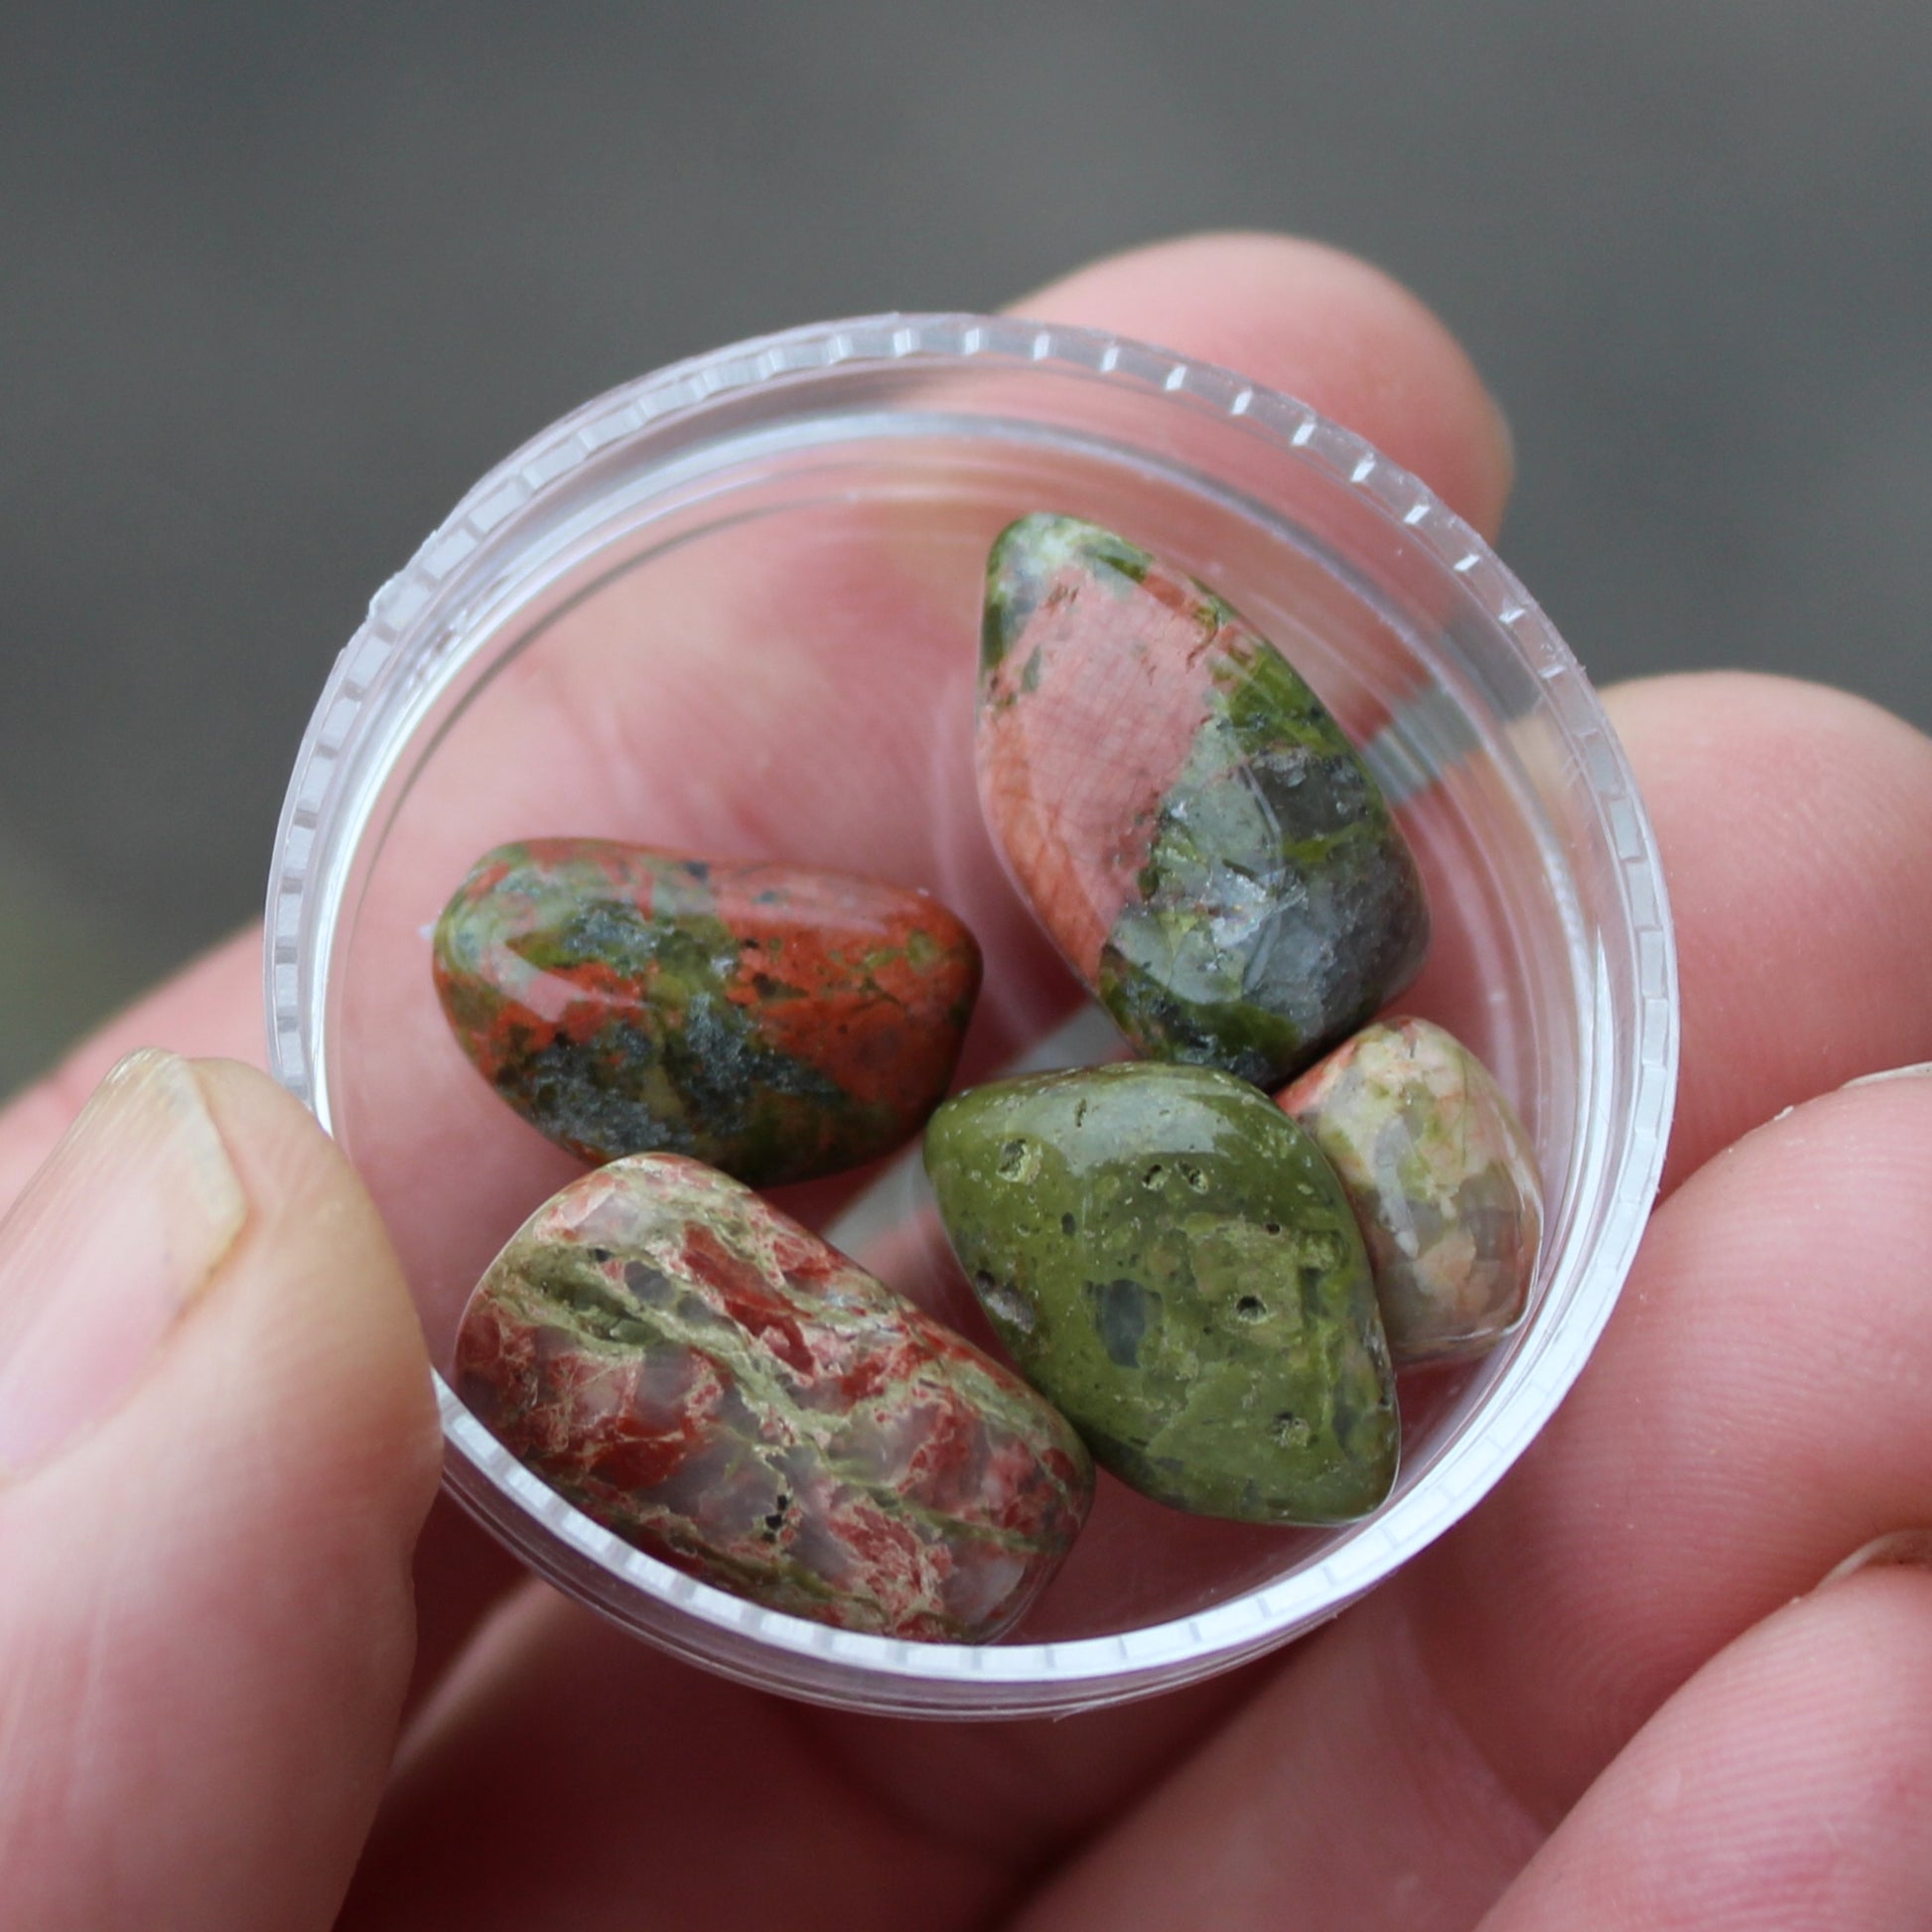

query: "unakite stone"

left=456, top=1154, right=1093, bottom=1642
left=1278, top=1018, right=1543, bottom=1364
left=433, top=839, right=980, bottom=1186
left=977, top=514, right=1430, bottom=1088
left=923, top=1062, right=1399, bottom=1524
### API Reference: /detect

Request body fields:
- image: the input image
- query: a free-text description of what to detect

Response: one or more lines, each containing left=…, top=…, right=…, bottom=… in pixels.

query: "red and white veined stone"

left=456, top=1154, right=1094, bottom=1641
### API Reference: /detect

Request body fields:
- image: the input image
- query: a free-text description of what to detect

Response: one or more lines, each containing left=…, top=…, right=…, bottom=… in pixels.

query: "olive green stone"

left=923, top=1062, right=1399, bottom=1525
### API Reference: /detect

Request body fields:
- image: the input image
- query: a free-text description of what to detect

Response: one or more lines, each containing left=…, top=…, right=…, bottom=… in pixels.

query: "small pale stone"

left=924, top=1061, right=1399, bottom=1525
left=455, top=1155, right=1093, bottom=1642
left=1278, top=1018, right=1543, bottom=1364
left=977, top=514, right=1430, bottom=1088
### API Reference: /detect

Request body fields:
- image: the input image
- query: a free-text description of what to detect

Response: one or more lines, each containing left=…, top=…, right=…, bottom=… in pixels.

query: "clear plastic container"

left=265, top=314, right=1678, bottom=1718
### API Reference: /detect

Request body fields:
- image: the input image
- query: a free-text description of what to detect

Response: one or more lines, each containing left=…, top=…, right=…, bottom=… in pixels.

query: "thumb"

left=0, top=1051, right=441, bottom=1931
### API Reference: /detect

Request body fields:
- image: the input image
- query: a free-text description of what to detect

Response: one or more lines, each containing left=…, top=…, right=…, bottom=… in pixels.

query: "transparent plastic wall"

left=268, top=316, right=1676, bottom=1716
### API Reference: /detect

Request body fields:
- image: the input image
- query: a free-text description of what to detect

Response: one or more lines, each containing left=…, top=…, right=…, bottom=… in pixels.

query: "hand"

left=3, top=233, right=1930, bottom=1932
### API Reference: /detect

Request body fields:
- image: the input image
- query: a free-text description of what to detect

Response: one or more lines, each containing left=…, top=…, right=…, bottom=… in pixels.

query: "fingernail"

left=0, top=1049, right=246, bottom=1479
left=1840, top=1061, right=1932, bottom=1091
left=1818, top=1529, right=1932, bottom=1587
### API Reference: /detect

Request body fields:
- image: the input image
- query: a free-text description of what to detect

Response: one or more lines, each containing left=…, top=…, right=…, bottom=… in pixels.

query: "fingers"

left=1003, top=1587, right=1542, bottom=1932
left=875, top=679, right=1932, bottom=1920
left=324, top=229, right=1525, bottom=1887
left=1017, top=231, right=1515, bottom=539
left=347, top=660, right=1932, bottom=1769
left=1481, top=1571, right=1932, bottom=1929
left=0, top=932, right=573, bottom=1726
left=799, top=1661, right=1259, bottom=1865
left=42, top=235, right=1932, bottom=1932
left=1414, top=1070, right=1932, bottom=1814
left=1605, top=671, right=1932, bottom=1191
left=0, top=231, right=1528, bottom=1768
left=346, top=1582, right=1258, bottom=1930
left=0, top=1054, right=440, bottom=1931
left=8, top=234, right=1920, bottom=1931
left=340, top=1591, right=1010, bottom=1932
left=1000, top=1070, right=1932, bottom=1929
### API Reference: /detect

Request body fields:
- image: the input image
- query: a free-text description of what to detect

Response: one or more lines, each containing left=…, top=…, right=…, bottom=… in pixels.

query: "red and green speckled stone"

left=1278, top=1018, right=1543, bottom=1364
left=456, top=1154, right=1093, bottom=1641
left=977, top=514, right=1430, bottom=1089
left=433, top=839, right=981, bottom=1186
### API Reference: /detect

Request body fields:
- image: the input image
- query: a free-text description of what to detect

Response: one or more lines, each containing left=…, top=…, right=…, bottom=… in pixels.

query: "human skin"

left=1, top=232, right=1930, bottom=1931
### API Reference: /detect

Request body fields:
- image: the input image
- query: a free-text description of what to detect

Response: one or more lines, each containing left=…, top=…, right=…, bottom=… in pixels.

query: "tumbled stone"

left=1278, top=1018, right=1543, bottom=1364
left=977, top=514, right=1430, bottom=1089
left=433, top=839, right=980, bottom=1185
left=923, top=1062, right=1398, bottom=1525
left=456, top=1154, right=1093, bottom=1641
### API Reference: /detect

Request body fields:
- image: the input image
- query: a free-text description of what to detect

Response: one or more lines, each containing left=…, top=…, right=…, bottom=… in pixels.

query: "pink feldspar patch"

left=977, top=531, right=1232, bottom=978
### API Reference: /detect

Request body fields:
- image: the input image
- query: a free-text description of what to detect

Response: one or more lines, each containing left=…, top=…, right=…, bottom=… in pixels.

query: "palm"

left=3, top=235, right=1929, bottom=1932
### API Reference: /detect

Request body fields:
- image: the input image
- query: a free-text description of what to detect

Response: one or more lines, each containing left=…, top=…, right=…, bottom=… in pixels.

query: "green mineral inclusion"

left=924, top=1062, right=1400, bottom=1525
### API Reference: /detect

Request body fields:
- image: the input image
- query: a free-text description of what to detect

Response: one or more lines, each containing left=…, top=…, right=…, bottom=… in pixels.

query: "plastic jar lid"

left=266, top=313, right=1678, bottom=1717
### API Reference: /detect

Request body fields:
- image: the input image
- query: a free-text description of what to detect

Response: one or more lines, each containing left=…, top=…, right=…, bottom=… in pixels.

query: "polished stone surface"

left=977, top=515, right=1429, bottom=1088
left=434, top=839, right=980, bottom=1185
left=924, top=1060, right=1398, bottom=1525
left=1279, top=1018, right=1542, bottom=1363
left=456, top=1154, right=1093, bottom=1641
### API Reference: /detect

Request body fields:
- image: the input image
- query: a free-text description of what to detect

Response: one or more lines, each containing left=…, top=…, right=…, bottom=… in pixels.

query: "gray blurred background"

left=4, top=3, right=1927, bottom=1094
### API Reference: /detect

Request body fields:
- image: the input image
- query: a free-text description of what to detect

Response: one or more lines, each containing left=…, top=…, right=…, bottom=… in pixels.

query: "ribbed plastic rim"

left=265, top=313, right=1678, bottom=1714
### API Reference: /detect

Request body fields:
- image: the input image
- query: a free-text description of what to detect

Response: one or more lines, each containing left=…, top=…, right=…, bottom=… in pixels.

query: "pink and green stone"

left=1278, top=1018, right=1543, bottom=1364
left=433, top=839, right=980, bottom=1187
left=455, top=1155, right=1093, bottom=1641
left=977, top=514, right=1430, bottom=1089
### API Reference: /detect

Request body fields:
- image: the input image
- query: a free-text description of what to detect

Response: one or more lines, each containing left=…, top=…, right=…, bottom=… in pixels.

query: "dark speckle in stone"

left=1089, top=1277, right=1157, bottom=1369
left=623, top=1259, right=676, bottom=1307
